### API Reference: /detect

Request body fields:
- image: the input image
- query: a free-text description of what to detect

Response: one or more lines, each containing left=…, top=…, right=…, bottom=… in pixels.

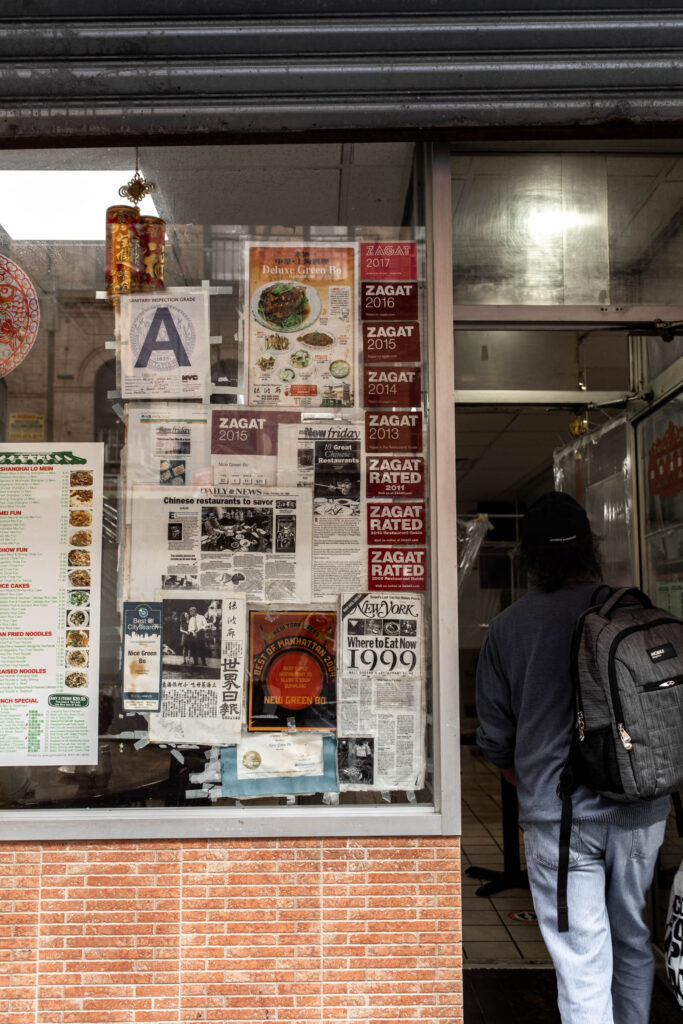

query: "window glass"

left=639, top=392, right=683, bottom=619
left=0, top=143, right=434, bottom=813
left=452, top=152, right=683, bottom=306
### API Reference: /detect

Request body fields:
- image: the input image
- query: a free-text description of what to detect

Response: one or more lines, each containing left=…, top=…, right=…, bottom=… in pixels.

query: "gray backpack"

left=557, top=586, right=683, bottom=931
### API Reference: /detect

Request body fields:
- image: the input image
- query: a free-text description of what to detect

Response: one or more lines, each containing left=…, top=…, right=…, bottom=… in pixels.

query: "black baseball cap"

left=521, top=492, right=591, bottom=544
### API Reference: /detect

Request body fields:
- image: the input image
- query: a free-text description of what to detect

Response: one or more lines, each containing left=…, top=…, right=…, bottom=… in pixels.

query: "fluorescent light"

left=0, top=171, right=160, bottom=241
left=526, top=208, right=594, bottom=239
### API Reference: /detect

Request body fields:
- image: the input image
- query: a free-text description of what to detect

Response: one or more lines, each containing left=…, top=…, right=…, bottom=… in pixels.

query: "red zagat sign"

left=360, top=241, right=417, bottom=282
left=363, top=366, right=422, bottom=408
left=362, top=321, right=421, bottom=364
left=361, top=281, right=419, bottom=321
left=366, top=455, right=425, bottom=499
left=368, top=547, right=427, bottom=591
left=365, top=411, right=423, bottom=453
left=367, top=501, right=426, bottom=545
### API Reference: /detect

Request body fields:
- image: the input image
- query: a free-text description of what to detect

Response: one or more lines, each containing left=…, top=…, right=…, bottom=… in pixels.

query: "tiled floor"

left=460, top=743, right=683, bottom=970
left=461, top=745, right=551, bottom=965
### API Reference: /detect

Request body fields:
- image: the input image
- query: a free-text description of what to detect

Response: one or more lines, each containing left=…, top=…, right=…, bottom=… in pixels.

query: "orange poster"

left=247, top=610, right=337, bottom=731
left=247, top=243, right=356, bottom=408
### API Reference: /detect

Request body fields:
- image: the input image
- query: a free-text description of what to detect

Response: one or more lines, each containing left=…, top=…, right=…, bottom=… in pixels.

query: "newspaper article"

left=148, top=593, right=246, bottom=745
left=277, top=420, right=367, bottom=600
left=126, top=485, right=313, bottom=603
left=125, top=403, right=213, bottom=493
left=337, top=592, right=425, bottom=790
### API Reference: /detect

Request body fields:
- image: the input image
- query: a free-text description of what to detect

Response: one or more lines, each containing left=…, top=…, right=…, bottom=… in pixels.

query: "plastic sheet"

left=457, top=514, right=493, bottom=591
left=554, top=414, right=634, bottom=586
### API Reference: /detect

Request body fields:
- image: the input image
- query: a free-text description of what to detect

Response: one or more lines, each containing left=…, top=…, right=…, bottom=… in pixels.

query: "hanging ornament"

left=105, top=150, right=165, bottom=295
left=569, top=414, right=588, bottom=438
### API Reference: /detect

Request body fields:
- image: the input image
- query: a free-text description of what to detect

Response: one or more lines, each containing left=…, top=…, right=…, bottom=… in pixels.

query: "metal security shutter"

left=3, top=1, right=683, bottom=141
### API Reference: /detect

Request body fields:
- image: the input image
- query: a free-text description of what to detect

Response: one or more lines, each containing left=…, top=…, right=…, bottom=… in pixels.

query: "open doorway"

left=454, top=324, right=683, bottom=1012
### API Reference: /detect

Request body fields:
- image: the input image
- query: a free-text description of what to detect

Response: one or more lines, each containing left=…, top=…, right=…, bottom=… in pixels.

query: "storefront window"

left=0, top=143, right=440, bottom=823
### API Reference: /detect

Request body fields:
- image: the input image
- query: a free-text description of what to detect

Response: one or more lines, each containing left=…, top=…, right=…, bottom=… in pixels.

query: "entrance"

left=454, top=318, right=683, bottom=1017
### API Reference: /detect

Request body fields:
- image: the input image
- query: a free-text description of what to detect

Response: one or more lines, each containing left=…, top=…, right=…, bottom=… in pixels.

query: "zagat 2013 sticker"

left=0, top=254, right=40, bottom=379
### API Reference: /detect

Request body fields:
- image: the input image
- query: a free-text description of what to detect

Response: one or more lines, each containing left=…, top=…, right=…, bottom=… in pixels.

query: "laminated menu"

left=0, top=443, right=103, bottom=765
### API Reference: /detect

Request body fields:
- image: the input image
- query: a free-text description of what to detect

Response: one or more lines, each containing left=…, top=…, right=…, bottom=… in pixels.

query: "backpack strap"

left=557, top=790, right=573, bottom=933
left=598, top=586, right=653, bottom=619
left=673, top=793, right=683, bottom=837
left=556, top=732, right=580, bottom=933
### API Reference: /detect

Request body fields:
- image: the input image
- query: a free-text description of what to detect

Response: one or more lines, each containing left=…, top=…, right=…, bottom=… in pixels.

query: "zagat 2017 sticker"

left=0, top=255, right=40, bottom=379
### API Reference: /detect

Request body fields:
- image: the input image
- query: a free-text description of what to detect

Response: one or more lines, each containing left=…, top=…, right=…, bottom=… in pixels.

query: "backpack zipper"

left=640, top=675, right=683, bottom=692
left=607, top=617, right=681, bottom=749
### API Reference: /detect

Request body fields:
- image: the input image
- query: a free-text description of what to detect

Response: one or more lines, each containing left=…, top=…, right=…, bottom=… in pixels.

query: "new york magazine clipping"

left=338, top=592, right=425, bottom=791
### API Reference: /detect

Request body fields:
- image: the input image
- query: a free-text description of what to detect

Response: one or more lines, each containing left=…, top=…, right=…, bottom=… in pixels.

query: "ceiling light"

left=0, top=171, right=160, bottom=241
left=526, top=208, right=593, bottom=239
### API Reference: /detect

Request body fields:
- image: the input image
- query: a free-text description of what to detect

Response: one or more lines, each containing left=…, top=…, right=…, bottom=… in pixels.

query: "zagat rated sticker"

left=367, top=501, right=426, bottom=546
left=366, top=455, right=424, bottom=499
left=368, top=548, right=427, bottom=592
left=363, top=366, right=422, bottom=408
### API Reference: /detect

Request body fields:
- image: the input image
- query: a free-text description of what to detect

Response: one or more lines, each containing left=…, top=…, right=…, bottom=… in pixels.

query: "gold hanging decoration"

left=569, top=415, right=588, bottom=438
left=118, top=150, right=155, bottom=209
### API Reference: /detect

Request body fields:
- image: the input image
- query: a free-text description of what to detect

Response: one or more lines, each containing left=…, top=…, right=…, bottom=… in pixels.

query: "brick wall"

left=1, top=836, right=462, bottom=1024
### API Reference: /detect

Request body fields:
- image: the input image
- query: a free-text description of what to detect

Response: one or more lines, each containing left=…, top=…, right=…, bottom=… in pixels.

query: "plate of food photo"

left=251, top=281, right=321, bottom=332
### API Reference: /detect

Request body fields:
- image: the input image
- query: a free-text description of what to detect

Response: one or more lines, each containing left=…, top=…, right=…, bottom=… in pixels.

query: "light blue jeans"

left=523, top=818, right=667, bottom=1024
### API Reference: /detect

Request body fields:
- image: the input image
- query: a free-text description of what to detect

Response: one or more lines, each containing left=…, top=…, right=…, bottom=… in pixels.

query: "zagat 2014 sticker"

left=0, top=255, right=40, bottom=379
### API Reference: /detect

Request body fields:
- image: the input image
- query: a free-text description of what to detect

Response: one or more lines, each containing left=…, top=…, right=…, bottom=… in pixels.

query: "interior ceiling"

left=455, top=404, right=624, bottom=506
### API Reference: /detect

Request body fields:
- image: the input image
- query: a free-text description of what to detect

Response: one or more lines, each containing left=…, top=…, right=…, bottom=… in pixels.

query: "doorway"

left=454, top=321, right=683, bottom=1013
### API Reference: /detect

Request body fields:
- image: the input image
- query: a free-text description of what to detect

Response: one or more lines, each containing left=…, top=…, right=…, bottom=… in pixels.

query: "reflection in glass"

left=452, top=151, right=683, bottom=306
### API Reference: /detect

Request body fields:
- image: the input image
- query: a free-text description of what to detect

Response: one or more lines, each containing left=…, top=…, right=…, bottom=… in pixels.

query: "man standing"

left=186, top=605, right=208, bottom=667
left=475, top=492, right=669, bottom=1024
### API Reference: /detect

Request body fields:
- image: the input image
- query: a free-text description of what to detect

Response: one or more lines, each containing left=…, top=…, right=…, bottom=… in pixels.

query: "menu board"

left=0, top=443, right=103, bottom=765
left=247, top=243, right=356, bottom=408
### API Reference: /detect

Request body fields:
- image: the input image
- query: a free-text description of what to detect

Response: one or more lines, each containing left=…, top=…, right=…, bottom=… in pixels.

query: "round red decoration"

left=0, top=254, right=40, bottom=378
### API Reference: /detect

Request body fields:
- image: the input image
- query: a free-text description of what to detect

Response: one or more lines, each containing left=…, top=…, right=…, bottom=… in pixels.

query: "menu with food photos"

left=0, top=443, right=103, bottom=765
left=247, top=242, right=356, bottom=409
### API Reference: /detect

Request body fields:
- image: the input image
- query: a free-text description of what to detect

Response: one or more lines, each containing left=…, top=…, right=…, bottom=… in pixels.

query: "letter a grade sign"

left=119, top=291, right=211, bottom=399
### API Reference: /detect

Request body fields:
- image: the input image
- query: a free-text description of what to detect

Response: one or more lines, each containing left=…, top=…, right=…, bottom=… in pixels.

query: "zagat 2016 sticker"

left=0, top=255, right=40, bottom=379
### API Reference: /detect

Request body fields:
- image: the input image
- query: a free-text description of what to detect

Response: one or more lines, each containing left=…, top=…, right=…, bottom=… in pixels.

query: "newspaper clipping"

left=126, top=485, right=313, bottom=603
left=337, top=592, right=425, bottom=790
left=277, top=420, right=367, bottom=600
left=125, top=403, right=212, bottom=494
left=148, top=593, right=246, bottom=745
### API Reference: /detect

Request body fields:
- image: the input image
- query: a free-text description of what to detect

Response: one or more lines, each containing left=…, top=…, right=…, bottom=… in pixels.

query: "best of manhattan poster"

left=247, top=609, right=336, bottom=731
